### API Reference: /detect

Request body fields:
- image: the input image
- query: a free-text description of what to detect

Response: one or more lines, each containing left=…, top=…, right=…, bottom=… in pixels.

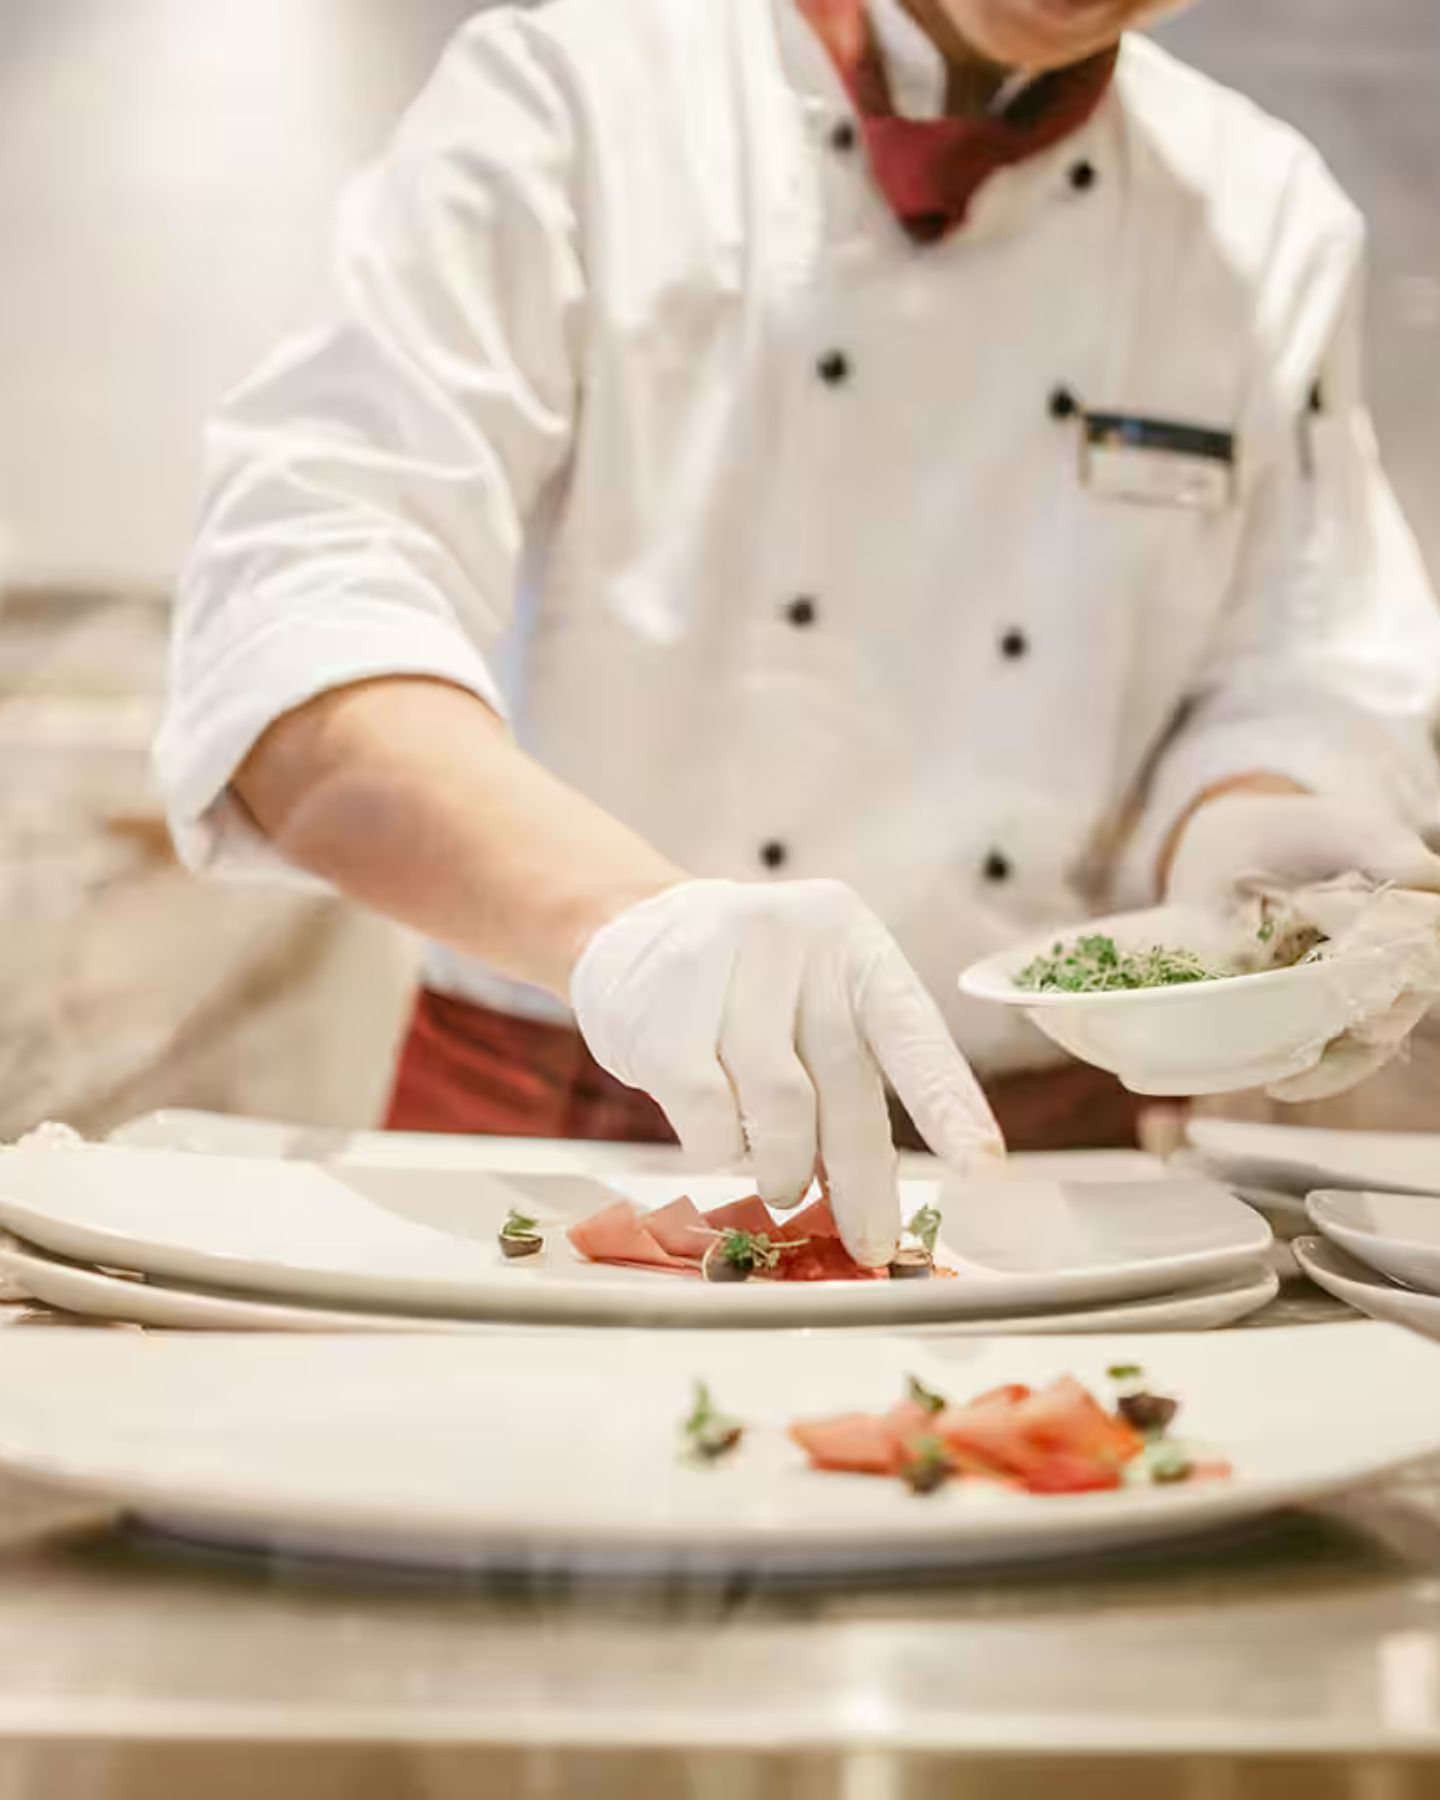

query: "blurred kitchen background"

left=0, top=0, right=1436, bottom=1139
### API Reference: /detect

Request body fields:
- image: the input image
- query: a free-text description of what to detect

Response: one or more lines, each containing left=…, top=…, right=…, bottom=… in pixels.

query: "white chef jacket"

left=156, top=0, right=1440, bottom=1076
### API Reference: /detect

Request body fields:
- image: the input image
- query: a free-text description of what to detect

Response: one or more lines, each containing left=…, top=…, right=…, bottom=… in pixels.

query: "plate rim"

left=1308, top=1189, right=1440, bottom=1269
left=1291, top=1232, right=1433, bottom=1303
left=1187, top=1121, right=1440, bottom=1198
left=0, top=1163, right=1273, bottom=1327
left=0, top=1233, right=1280, bottom=1337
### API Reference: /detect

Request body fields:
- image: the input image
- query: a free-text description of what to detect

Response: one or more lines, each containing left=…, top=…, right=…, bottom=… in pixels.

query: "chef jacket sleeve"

left=154, top=13, right=585, bottom=874
left=1118, top=219, right=1440, bottom=900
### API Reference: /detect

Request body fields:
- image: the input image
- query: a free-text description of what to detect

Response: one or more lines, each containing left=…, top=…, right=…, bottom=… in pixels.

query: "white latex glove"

left=570, top=878, right=1004, bottom=1267
left=1168, top=794, right=1440, bottom=1101
left=1167, top=793, right=1440, bottom=911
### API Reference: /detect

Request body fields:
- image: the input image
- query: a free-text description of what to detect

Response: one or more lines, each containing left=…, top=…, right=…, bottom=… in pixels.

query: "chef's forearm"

left=233, top=677, right=685, bottom=997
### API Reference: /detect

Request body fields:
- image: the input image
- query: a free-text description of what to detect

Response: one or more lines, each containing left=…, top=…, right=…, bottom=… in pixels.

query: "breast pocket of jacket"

left=1067, top=405, right=1248, bottom=666
left=1080, top=410, right=1240, bottom=513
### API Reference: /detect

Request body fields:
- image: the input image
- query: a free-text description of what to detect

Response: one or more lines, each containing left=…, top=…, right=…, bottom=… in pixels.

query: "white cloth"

left=156, top=2, right=1440, bottom=1078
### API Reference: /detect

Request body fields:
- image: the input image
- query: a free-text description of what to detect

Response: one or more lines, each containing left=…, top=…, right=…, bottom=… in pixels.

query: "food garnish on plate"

left=497, top=1209, right=545, bottom=1260
left=790, top=1363, right=1229, bottom=1497
left=564, top=1193, right=945, bottom=1283
left=680, top=1380, right=744, bottom=1464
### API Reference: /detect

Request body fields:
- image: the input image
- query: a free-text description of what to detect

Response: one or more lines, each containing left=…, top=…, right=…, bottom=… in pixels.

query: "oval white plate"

left=1189, top=1118, right=1440, bottom=1200
left=0, top=1236, right=489, bottom=1334
left=960, top=905, right=1387, bottom=1097
left=1292, top=1235, right=1440, bottom=1341
left=0, top=1146, right=1271, bottom=1327
left=1167, top=1149, right=1309, bottom=1240
left=0, top=1324, right=1431, bottom=1574
left=1307, top=1189, right=1440, bottom=1295
left=0, top=1234, right=1279, bottom=1337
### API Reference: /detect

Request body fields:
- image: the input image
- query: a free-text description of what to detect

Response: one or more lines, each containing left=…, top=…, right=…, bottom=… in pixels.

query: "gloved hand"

left=1167, top=793, right=1440, bottom=1100
left=570, top=878, right=1004, bottom=1266
left=1166, top=793, right=1440, bottom=911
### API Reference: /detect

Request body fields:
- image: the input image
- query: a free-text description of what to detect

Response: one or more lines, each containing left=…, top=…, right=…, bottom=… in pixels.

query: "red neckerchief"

left=796, top=0, right=1118, bottom=242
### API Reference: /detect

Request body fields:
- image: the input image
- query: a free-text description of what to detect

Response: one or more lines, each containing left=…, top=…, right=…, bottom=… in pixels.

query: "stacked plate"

left=0, top=1139, right=1279, bottom=1336
left=1295, top=1196, right=1440, bottom=1342
left=1183, top=1118, right=1440, bottom=1340
left=5, top=1128, right=1438, bottom=1578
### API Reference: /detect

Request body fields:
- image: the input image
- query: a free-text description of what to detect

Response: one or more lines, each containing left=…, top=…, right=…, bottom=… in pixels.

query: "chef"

left=157, top=0, right=1440, bottom=1266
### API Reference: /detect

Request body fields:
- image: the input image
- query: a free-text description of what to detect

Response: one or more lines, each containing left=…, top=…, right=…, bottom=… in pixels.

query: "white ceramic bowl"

left=960, top=903, right=1390, bottom=1097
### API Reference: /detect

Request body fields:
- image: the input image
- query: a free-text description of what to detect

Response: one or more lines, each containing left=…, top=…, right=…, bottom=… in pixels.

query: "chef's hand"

left=1166, top=791, right=1440, bottom=911
left=570, top=878, right=1004, bottom=1267
left=1167, top=791, right=1440, bottom=1100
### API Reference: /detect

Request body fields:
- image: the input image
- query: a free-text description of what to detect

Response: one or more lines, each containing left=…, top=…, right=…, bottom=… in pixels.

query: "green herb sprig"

left=906, top=1374, right=948, bottom=1416
left=498, top=1208, right=544, bottom=1259
left=702, top=1229, right=809, bottom=1281
left=681, top=1380, right=745, bottom=1463
left=1144, top=1442, right=1194, bottom=1485
left=906, top=1204, right=943, bottom=1260
left=899, top=1434, right=955, bottom=1495
left=1016, top=934, right=1221, bottom=994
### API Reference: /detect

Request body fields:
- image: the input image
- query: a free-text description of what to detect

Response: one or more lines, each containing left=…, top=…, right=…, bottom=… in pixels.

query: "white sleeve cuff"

left=154, top=599, right=506, bottom=877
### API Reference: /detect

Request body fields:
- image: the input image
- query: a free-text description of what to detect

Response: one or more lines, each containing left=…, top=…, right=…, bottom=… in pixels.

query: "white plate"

left=1189, top=1118, right=1440, bottom=1199
left=1167, top=1148, right=1309, bottom=1240
left=0, top=1324, right=1430, bottom=1573
left=105, top=1109, right=1165, bottom=1186
left=1292, top=1235, right=1440, bottom=1341
left=960, top=904, right=1382, bottom=1097
left=0, top=1236, right=490, bottom=1334
left=0, top=1145, right=1271, bottom=1327
left=0, top=1233, right=1279, bottom=1337
left=1307, top=1189, right=1440, bottom=1295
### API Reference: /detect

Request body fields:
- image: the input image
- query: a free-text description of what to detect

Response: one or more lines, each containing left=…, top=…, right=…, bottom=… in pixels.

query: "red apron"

left=386, top=989, right=674, bottom=1143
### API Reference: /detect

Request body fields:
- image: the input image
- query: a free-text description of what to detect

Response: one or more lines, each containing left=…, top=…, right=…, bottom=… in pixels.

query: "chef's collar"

left=794, top=0, right=1118, bottom=243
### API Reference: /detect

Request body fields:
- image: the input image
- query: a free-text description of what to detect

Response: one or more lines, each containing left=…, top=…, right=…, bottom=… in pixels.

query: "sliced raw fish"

left=789, top=1412, right=906, bottom=1475
left=936, top=1378, right=1141, bottom=1492
left=703, top=1196, right=775, bottom=1237
left=643, top=1196, right=711, bottom=1261
left=565, top=1200, right=697, bottom=1273
left=586, top=1257, right=701, bottom=1281
left=1014, top=1376, right=1142, bottom=1466
left=565, top=1192, right=881, bottom=1283
left=773, top=1198, right=842, bottom=1242
left=968, top=1384, right=1033, bottom=1410
left=771, top=1199, right=881, bottom=1280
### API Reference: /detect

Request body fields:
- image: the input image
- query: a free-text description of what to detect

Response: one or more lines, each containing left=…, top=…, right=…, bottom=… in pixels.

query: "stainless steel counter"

left=0, top=1449, right=1438, bottom=1797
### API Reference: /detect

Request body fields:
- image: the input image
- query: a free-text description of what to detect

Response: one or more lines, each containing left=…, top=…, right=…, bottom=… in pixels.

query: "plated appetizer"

left=788, top=1362, right=1230, bottom=1496
left=559, top=1193, right=946, bottom=1283
left=675, top=1363, right=1229, bottom=1497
